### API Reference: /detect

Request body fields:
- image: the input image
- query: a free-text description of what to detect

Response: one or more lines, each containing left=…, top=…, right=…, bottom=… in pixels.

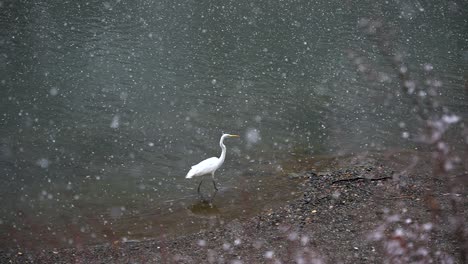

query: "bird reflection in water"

left=188, top=200, right=221, bottom=217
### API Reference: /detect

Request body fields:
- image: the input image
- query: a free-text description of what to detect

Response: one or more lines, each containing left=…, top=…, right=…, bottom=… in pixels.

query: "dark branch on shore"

left=331, top=176, right=392, bottom=185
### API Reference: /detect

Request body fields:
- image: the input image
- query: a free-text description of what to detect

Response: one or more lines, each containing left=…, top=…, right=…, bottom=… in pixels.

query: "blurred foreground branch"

left=349, top=17, right=467, bottom=263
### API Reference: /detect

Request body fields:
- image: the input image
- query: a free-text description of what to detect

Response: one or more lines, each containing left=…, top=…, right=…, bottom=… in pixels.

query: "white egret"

left=186, top=134, right=240, bottom=193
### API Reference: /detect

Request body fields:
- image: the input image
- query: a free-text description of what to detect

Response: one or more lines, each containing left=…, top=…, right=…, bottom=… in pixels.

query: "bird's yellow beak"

left=229, top=134, right=240, bottom=138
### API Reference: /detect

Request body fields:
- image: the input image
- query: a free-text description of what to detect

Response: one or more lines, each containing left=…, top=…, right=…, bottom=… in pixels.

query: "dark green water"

left=0, top=0, right=467, bottom=249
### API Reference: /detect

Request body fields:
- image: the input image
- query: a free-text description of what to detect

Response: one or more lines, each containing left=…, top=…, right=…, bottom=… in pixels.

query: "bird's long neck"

left=219, top=136, right=227, bottom=162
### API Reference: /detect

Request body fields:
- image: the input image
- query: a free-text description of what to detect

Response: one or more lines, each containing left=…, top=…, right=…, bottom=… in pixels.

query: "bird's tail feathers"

left=185, top=171, right=194, bottom=179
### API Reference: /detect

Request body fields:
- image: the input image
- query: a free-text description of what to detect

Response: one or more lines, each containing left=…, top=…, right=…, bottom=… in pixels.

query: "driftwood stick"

left=331, top=176, right=392, bottom=185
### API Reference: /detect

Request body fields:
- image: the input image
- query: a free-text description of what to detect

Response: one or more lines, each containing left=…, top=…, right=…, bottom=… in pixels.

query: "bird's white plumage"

left=185, top=157, right=221, bottom=179
left=185, top=134, right=239, bottom=187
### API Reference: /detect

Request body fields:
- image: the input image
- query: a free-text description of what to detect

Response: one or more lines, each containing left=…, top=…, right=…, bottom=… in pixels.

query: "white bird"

left=186, top=134, right=240, bottom=193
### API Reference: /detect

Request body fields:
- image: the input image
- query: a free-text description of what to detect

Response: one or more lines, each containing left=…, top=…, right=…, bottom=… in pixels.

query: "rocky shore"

left=2, top=151, right=466, bottom=263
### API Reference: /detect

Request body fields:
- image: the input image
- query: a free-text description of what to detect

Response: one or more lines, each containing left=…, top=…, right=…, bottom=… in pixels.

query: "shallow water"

left=0, top=0, right=467, bottom=249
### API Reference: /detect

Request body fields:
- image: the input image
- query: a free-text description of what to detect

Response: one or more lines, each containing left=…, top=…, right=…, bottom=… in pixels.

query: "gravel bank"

left=2, top=151, right=466, bottom=263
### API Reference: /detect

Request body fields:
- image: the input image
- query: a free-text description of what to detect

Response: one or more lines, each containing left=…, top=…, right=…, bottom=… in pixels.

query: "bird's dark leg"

left=211, top=172, right=218, bottom=191
left=209, top=189, right=217, bottom=204
left=197, top=179, right=204, bottom=194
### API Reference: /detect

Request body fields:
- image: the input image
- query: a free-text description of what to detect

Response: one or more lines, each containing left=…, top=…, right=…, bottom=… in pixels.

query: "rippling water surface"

left=0, top=0, right=467, bottom=248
